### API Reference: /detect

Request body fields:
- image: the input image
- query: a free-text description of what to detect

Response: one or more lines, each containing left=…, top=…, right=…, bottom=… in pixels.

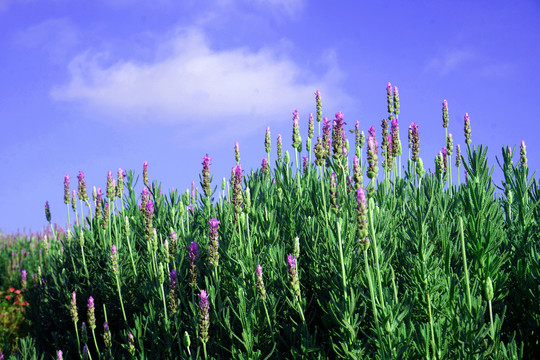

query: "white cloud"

left=425, top=49, right=475, bottom=75
left=51, top=27, right=348, bottom=135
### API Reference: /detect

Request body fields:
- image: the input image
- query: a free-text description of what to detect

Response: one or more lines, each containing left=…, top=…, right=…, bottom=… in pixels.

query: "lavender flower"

left=286, top=254, right=301, bottom=296
left=386, top=82, right=394, bottom=119
left=411, top=122, right=420, bottom=162
left=88, top=296, right=96, bottom=330
left=261, top=157, right=269, bottom=174
left=128, top=332, right=135, bottom=356
left=255, top=265, right=267, bottom=300
left=71, top=189, right=77, bottom=212
left=315, top=90, right=322, bottom=124
left=169, top=269, right=178, bottom=314
left=169, top=232, right=177, bottom=260
left=292, top=109, right=302, bottom=150
left=143, top=161, right=149, bottom=186
left=367, top=128, right=379, bottom=180
left=265, top=126, right=271, bottom=155
left=332, top=111, right=347, bottom=161
left=116, top=168, right=126, bottom=198
left=520, top=140, right=527, bottom=167
left=111, top=245, right=119, bottom=275
left=208, top=218, right=220, bottom=267
left=436, top=151, right=444, bottom=179
left=82, top=345, right=89, bottom=360
left=21, top=269, right=27, bottom=290
left=353, top=155, right=363, bottom=190
left=201, top=154, right=212, bottom=197
left=442, top=148, right=448, bottom=180
left=391, top=118, right=401, bottom=157
left=64, top=175, right=70, bottom=205
left=277, top=134, right=283, bottom=162
left=314, top=136, right=326, bottom=166
left=56, top=350, right=63, bottom=360
left=302, top=155, right=309, bottom=174
left=94, top=187, right=103, bottom=215
left=103, top=322, right=112, bottom=349
left=393, top=86, right=400, bottom=116
left=232, top=165, right=244, bottom=216
left=78, top=171, right=88, bottom=202
left=102, top=202, right=109, bottom=229
left=45, top=201, right=51, bottom=223
left=307, top=114, right=314, bottom=152
left=81, top=322, right=88, bottom=344
left=464, top=113, right=472, bottom=144
left=386, top=136, right=393, bottom=172
left=355, top=120, right=361, bottom=149
left=235, top=141, right=240, bottom=163
left=446, top=133, right=453, bottom=156
left=381, top=119, right=389, bottom=170
left=359, top=237, right=371, bottom=251
left=70, top=291, right=78, bottom=324
left=188, top=241, right=199, bottom=288
left=442, top=99, right=449, bottom=129
left=106, top=171, right=116, bottom=200
left=456, top=144, right=461, bottom=168
left=198, top=290, right=210, bottom=344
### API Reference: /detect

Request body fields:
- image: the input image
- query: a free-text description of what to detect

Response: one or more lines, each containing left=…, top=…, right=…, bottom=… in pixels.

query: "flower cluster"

left=208, top=218, right=220, bottom=267
left=315, top=90, right=322, bottom=124
left=292, top=109, right=302, bottom=150
left=143, top=161, right=149, bottom=186
left=286, top=255, right=301, bottom=297
left=381, top=119, right=389, bottom=170
left=332, top=111, right=347, bottom=162
left=64, top=175, right=70, bottom=205
left=45, top=201, right=51, bottom=223
left=464, top=113, right=472, bottom=144
left=391, top=118, right=401, bottom=157
left=116, top=168, right=126, bottom=198
left=87, top=296, right=96, bottom=330
left=520, top=140, right=527, bottom=167
left=188, top=241, right=199, bottom=288
left=265, top=126, right=271, bottom=155
left=455, top=144, right=462, bottom=168
left=277, top=134, right=283, bottom=162
left=198, top=289, right=210, bottom=344
left=261, top=157, right=269, bottom=175
left=95, top=188, right=103, bottom=220
left=366, top=126, right=379, bottom=180
left=103, top=322, right=112, bottom=350
left=386, top=83, right=395, bottom=119
left=111, top=245, right=119, bottom=275
left=169, top=269, right=178, bottom=314
left=356, top=187, right=368, bottom=242
left=106, top=171, right=116, bottom=200
left=70, top=291, right=78, bottom=324
left=353, top=155, right=363, bottom=190
left=235, top=141, right=240, bottom=164
left=410, top=122, right=420, bottom=162
left=78, top=170, right=88, bottom=202
left=255, top=265, right=267, bottom=301
left=393, top=86, right=400, bottom=116
left=442, top=99, right=449, bottom=129
left=201, top=154, right=212, bottom=197
left=446, top=133, right=453, bottom=156
left=386, top=136, right=393, bottom=172
left=232, top=165, right=244, bottom=216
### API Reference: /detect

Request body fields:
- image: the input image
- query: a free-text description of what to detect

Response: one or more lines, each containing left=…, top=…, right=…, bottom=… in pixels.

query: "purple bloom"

left=117, top=168, right=126, bottom=198
left=208, top=218, right=220, bottom=267
left=286, top=254, right=301, bottom=296
left=88, top=296, right=96, bottom=330
left=261, top=157, right=269, bottom=173
left=255, top=264, right=267, bottom=300
left=128, top=332, right=135, bottom=356
left=21, top=269, right=27, bottom=290
left=145, top=200, right=154, bottom=216
left=111, top=245, right=119, bottom=274
left=353, top=155, right=362, bottom=190
left=442, top=99, right=449, bottom=128
left=209, top=218, right=220, bottom=230
left=386, top=82, right=394, bottom=118
left=391, top=118, right=401, bottom=157
left=292, top=109, right=301, bottom=150
left=198, top=289, right=210, bottom=344
left=45, top=201, right=51, bottom=223
left=201, top=154, right=212, bottom=197
left=235, top=141, right=240, bottom=163
left=64, top=175, right=70, bottom=205
left=446, top=133, right=453, bottom=156
left=520, top=140, right=527, bottom=167
left=265, top=126, right=271, bottom=154
left=332, top=111, right=347, bottom=161
left=393, top=86, right=400, bottom=116
left=57, top=350, right=63, bottom=360
left=232, top=165, right=244, bottom=216
left=411, top=122, right=420, bottom=161
left=143, top=161, right=149, bottom=186
left=70, top=291, right=78, bottom=324
left=78, top=170, right=88, bottom=202
left=456, top=144, right=462, bottom=167
left=464, top=112, right=472, bottom=144
left=308, top=113, right=314, bottom=141
left=303, top=155, right=309, bottom=173
left=315, top=90, right=322, bottom=124
left=106, top=171, right=116, bottom=200
left=188, top=241, right=199, bottom=287
left=103, top=322, right=112, bottom=349
left=367, top=129, right=379, bottom=180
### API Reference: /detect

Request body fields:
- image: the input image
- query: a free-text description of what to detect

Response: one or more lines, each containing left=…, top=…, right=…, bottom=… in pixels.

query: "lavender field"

left=1, top=86, right=539, bottom=359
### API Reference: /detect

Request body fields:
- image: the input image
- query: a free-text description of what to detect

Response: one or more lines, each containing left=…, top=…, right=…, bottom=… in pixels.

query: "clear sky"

left=1, top=0, right=539, bottom=234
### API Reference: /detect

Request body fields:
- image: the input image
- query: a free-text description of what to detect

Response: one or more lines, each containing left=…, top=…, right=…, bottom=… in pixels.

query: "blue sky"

left=1, top=0, right=539, bottom=233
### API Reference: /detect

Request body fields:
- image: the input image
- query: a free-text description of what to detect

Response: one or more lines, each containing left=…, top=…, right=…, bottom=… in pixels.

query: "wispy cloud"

left=51, top=27, right=348, bottom=138
left=425, top=49, right=475, bottom=75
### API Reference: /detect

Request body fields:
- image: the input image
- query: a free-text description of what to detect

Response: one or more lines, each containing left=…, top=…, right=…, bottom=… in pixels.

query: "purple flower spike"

left=188, top=241, right=199, bottom=287
left=111, top=245, right=119, bottom=274
left=255, top=264, right=267, bottom=300
left=277, top=134, right=283, bottom=162
left=45, top=201, right=51, bottom=223
left=464, top=113, right=472, bottom=144
left=70, top=291, right=78, bottom=324
left=520, top=140, right=527, bottom=167
left=143, top=161, right=149, bottom=186
left=442, top=99, right=449, bottom=128
left=292, top=109, right=301, bottom=150
left=315, top=90, right=322, bottom=124
left=57, top=350, right=63, bottom=360
left=209, top=218, right=220, bottom=229
left=87, top=296, right=96, bottom=330
left=107, top=171, right=116, bottom=200
left=78, top=170, right=88, bottom=202
left=201, top=154, right=212, bottom=197
left=286, top=254, right=301, bottom=296
left=208, top=218, right=220, bottom=267
left=198, top=289, right=210, bottom=344
left=261, top=157, right=269, bottom=174
left=235, top=141, right=240, bottom=163
left=64, top=175, right=70, bottom=205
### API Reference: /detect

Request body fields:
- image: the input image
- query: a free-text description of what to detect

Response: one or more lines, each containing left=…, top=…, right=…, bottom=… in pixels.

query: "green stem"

left=368, top=199, right=384, bottom=307
left=126, top=232, right=138, bottom=277
left=336, top=219, right=348, bottom=301
left=160, top=282, right=169, bottom=327
left=91, top=328, right=101, bottom=358
left=488, top=299, right=495, bottom=340
left=364, top=249, right=380, bottom=329
left=115, top=274, right=128, bottom=326
left=459, top=217, right=472, bottom=315
left=427, top=293, right=436, bottom=359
